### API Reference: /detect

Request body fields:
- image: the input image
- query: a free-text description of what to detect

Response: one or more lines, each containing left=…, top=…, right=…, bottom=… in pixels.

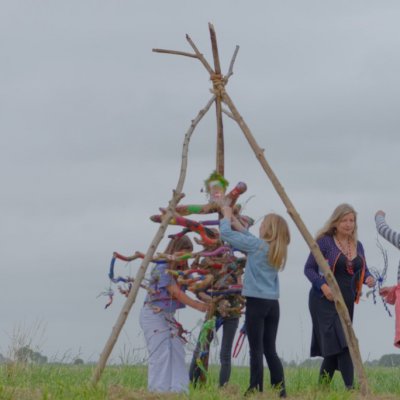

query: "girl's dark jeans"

left=245, top=296, right=285, bottom=394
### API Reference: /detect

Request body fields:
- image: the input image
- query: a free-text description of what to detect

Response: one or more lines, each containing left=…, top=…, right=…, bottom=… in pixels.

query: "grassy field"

left=0, top=363, right=399, bottom=400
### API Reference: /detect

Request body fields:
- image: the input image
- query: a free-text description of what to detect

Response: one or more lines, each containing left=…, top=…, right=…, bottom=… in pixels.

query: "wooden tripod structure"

left=91, top=23, right=369, bottom=396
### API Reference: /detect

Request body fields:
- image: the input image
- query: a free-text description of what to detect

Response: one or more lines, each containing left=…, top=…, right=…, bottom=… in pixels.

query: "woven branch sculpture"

left=91, top=23, right=369, bottom=397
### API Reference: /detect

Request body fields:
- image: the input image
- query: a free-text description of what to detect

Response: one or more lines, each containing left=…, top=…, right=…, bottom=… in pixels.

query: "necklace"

left=335, top=236, right=354, bottom=275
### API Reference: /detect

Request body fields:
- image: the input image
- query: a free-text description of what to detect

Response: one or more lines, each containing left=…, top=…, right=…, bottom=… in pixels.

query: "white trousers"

left=139, top=306, right=189, bottom=393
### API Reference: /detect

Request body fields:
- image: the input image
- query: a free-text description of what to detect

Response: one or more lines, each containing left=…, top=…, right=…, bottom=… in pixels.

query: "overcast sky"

left=1, top=1, right=400, bottom=366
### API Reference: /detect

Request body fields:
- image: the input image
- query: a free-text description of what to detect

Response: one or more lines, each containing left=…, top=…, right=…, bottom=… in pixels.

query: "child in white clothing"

left=139, top=236, right=208, bottom=393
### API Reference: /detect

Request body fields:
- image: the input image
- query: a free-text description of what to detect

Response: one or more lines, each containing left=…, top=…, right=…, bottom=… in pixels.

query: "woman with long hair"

left=219, top=206, right=290, bottom=397
left=304, top=203, right=374, bottom=389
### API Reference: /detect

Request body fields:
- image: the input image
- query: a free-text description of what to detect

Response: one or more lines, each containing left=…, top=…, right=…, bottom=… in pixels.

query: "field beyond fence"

left=0, top=364, right=399, bottom=400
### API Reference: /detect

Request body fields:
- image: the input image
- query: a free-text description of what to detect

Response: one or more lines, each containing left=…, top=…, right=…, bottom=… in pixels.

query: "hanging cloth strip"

left=232, top=321, right=247, bottom=358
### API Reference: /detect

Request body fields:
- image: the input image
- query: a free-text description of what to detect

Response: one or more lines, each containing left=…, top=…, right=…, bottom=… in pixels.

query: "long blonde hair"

left=316, top=203, right=358, bottom=243
left=261, top=213, right=290, bottom=270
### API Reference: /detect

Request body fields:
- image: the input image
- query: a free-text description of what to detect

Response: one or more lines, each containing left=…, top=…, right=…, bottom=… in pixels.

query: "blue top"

left=144, top=262, right=185, bottom=313
left=219, top=218, right=280, bottom=300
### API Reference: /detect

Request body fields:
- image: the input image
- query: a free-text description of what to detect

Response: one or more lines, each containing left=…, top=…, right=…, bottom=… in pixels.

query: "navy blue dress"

left=309, top=254, right=363, bottom=357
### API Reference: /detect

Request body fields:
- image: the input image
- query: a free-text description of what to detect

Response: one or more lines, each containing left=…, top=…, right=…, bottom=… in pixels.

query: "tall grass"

left=0, top=364, right=399, bottom=399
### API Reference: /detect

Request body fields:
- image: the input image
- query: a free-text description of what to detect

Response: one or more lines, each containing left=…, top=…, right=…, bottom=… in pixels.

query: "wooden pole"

left=91, top=96, right=216, bottom=385
left=194, top=24, right=225, bottom=382
left=221, top=89, right=370, bottom=396
left=209, top=23, right=224, bottom=176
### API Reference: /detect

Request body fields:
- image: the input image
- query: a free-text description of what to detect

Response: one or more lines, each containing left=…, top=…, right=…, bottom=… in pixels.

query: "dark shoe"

left=244, top=387, right=259, bottom=397
left=272, top=382, right=287, bottom=398
left=279, top=387, right=287, bottom=398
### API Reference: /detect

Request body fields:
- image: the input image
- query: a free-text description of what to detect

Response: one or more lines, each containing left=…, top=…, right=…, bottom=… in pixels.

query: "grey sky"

left=1, top=1, right=400, bottom=365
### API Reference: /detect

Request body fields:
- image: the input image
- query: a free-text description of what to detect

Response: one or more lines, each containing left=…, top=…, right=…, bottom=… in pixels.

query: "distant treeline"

left=0, top=346, right=82, bottom=365
left=283, top=354, right=400, bottom=368
left=1, top=347, right=399, bottom=367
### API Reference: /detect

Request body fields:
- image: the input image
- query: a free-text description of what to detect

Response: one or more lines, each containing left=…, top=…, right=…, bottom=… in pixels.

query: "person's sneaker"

left=244, top=387, right=259, bottom=397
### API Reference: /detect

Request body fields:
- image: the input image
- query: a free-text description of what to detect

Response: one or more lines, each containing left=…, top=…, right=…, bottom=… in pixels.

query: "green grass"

left=0, top=363, right=399, bottom=399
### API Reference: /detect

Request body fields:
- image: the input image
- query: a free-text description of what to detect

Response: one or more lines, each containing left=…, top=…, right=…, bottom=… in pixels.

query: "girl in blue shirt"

left=220, top=206, right=290, bottom=397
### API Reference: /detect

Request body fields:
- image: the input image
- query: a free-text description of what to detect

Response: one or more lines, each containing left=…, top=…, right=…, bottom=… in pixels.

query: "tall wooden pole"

left=209, top=23, right=224, bottom=176
left=187, top=25, right=226, bottom=384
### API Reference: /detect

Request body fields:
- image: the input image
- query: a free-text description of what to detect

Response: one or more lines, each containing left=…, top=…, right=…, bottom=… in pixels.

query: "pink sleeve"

left=380, top=286, right=397, bottom=305
left=394, top=285, right=400, bottom=348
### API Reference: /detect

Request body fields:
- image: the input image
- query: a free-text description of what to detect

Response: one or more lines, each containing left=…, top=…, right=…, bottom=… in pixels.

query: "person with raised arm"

left=219, top=205, right=290, bottom=397
left=375, top=210, right=400, bottom=348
